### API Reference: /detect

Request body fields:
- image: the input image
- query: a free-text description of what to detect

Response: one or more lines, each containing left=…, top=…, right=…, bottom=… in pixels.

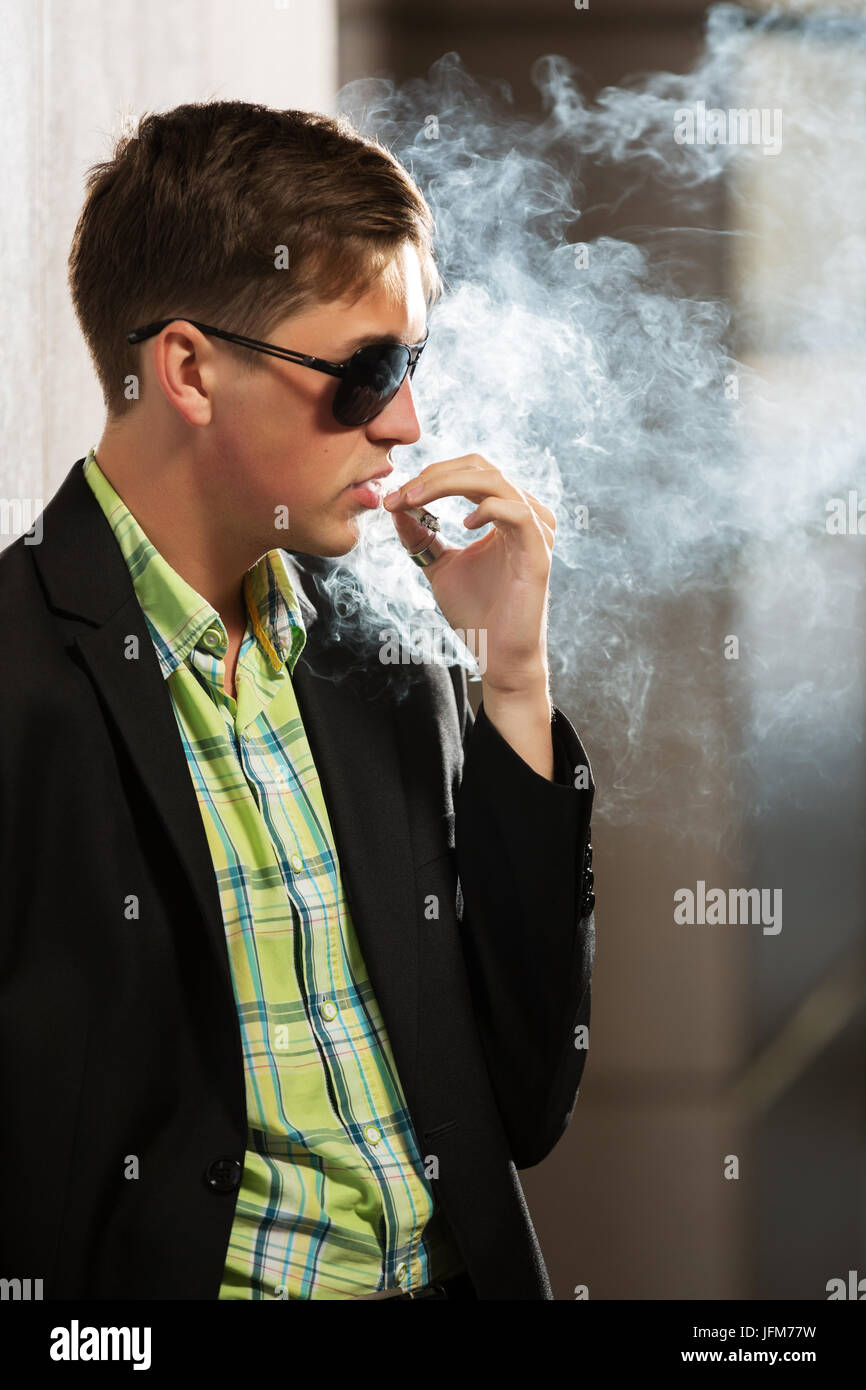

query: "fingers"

left=463, top=495, right=552, bottom=573
left=384, top=453, right=556, bottom=536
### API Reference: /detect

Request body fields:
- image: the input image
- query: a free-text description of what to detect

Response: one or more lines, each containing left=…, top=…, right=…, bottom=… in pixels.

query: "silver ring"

left=408, top=541, right=443, bottom=568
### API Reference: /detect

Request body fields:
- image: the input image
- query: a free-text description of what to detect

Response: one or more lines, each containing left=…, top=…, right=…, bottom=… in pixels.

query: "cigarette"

left=404, top=504, right=440, bottom=532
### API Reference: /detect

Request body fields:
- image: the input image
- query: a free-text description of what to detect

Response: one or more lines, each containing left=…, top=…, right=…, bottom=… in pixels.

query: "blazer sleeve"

left=448, top=664, right=595, bottom=1170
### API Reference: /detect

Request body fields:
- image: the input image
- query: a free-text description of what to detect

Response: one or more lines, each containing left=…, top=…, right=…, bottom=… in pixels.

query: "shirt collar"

left=81, top=446, right=308, bottom=679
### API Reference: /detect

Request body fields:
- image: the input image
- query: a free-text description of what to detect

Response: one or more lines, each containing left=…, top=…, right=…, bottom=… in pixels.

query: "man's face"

left=206, top=240, right=427, bottom=559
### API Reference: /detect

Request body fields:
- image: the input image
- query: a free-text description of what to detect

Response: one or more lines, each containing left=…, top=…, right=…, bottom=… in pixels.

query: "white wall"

left=0, top=0, right=337, bottom=535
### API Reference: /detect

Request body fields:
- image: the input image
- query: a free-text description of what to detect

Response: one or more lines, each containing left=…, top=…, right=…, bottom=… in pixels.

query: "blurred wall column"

left=727, top=9, right=866, bottom=1299
left=0, top=0, right=337, bottom=532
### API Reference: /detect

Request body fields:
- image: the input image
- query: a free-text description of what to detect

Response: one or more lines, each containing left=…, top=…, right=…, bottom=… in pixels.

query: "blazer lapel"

left=33, top=461, right=236, bottom=1005
left=32, top=462, right=421, bottom=1104
left=283, top=556, right=421, bottom=1105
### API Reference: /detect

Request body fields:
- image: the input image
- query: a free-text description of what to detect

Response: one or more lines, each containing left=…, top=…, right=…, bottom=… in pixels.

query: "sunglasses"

left=125, top=317, right=429, bottom=427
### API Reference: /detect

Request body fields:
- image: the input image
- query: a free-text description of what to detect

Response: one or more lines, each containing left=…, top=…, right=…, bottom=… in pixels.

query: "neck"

left=93, top=424, right=253, bottom=637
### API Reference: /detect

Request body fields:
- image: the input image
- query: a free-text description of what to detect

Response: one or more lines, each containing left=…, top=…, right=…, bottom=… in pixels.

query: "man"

left=0, top=100, right=595, bottom=1300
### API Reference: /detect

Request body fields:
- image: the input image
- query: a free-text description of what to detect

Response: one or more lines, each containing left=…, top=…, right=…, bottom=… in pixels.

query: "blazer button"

left=205, top=1158, right=242, bottom=1193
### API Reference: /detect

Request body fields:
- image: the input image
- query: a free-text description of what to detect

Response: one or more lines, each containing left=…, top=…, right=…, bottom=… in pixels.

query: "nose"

left=365, top=373, right=421, bottom=447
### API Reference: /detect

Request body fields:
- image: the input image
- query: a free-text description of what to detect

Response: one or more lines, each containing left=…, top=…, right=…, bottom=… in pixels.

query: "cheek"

left=222, top=374, right=356, bottom=503
left=259, top=436, right=349, bottom=513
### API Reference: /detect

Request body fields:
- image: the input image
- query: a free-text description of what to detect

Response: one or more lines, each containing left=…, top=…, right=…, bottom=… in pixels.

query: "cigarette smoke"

left=308, top=2, right=866, bottom=842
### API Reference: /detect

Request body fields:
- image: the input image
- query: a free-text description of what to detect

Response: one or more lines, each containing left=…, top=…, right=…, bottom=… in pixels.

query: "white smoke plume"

left=312, top=3, right=865, bottom=842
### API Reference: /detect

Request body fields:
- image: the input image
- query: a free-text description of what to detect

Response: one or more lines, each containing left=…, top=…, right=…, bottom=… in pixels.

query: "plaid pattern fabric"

left=82, top=448, right=465, bottom=1299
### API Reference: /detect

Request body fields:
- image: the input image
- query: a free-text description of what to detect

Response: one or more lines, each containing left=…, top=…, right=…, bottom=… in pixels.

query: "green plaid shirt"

left=82, top=448, right=464, bottom=1299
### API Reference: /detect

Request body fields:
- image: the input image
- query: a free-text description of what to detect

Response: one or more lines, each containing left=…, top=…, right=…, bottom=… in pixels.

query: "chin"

left=288, top=522, right=361, bottom=559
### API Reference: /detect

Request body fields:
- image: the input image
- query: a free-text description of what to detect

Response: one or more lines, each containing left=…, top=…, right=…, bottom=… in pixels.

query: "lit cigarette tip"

left=405, top=504, right=441, bottom=532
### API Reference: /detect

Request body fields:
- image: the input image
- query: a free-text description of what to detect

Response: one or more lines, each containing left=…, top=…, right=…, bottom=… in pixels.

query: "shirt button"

left=204, top=1157, right=242, bottom=1193
left=364, top=1124, right=382, bottom=1145
left=395, top=1264, right=407, bottom=1283
left=290, top=852, right=303, bottom=872
left=321, top=1000, right=338, bottom=1021
left=202, top=628, right=222, bottom=648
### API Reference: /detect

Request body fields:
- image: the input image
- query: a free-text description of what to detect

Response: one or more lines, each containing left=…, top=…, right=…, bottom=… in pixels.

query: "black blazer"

left=0, top=458, right=595, bottom=1300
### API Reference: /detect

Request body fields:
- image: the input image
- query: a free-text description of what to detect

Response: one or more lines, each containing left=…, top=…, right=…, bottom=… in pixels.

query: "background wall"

left=0, top=0, right=336, bottom=515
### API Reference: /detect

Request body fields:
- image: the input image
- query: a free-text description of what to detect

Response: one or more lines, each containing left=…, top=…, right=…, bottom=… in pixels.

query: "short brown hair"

left=68, top=99, right=441, bottom=419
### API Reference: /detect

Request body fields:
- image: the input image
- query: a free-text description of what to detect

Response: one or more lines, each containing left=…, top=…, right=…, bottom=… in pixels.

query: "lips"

left=345, top=462, right=392, bottom=509
left=353, top=469, right=391, bottom=488
left=346, top=477, right=385, bottom=509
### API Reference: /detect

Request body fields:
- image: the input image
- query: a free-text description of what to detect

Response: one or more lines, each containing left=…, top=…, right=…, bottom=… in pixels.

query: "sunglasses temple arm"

left=126, top=321, right=344, bottom=379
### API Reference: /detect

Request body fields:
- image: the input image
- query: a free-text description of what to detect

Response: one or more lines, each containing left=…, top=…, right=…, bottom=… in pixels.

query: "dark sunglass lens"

left=333, top=345, right=410, bottom=426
